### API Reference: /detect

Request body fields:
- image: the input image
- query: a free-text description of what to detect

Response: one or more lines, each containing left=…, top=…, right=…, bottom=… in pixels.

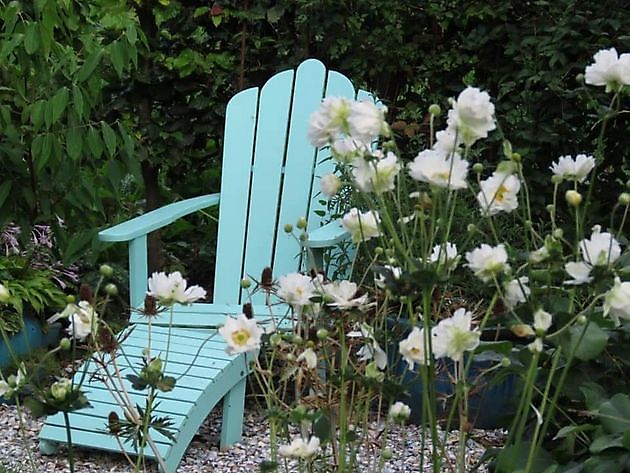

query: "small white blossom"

left=322, top=280, right=369, bottom=310
left=307, top=97, right=352, bottom=147
left=320, top=173, right=341, bottom=197
left=564, top=261, right=593, bottom=285
left=408, top=148, right=469, bottom=190
left=341, top=208, right=380, bottom=243
left=348, top=323, right=387, bottom=369
left=432, top=308, right=480, bottom=361
left=50, top=378, right=72, bottom=401
left=352, top=152, right=400, bottom=194
left=331, top=137, right=369, bottom=163
left=477, top=172, right=521, bottom=216
left=434, top=127, right=462, bottom=154
left=529, top=246, right=550, bottom=264
left=219, top=314, right=263, bottom=355
left=603, top=277, right=630, bottom=325
left=297, top=348, right=318, bottom=369
left=278, top=436, right=321, bottom=459
left=533, top=309, right=553, bottom=333
left=446, top=87, right=496, bottom=147
left=147, top=271, right=206, bottom=306
left=375, top=265, right=402, bottom=289
left=429, top=242, right=460, bottom=270
left=348, top=100, right=389, bottom=142
left=528, top=337, right=543, bottom=353
left=389, top=401, right=411, bottom=423
left=465, top=243, right=510, bottom=283
left=503, top=277, right=530, bottom=310
left=278, top=273, right=316, bottom=308
left=579, top=225, right=621, bottom=267
left=399, top=327, right=429, bottom=370
left=67, top=301, right=98, bottom=341
left=584, top=47, right=630, bottom=92
left=550, top=155, right=595, bottom=183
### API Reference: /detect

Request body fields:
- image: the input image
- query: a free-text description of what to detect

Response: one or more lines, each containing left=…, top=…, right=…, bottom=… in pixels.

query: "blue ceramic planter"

left=0, top=317, right=61, bottom=370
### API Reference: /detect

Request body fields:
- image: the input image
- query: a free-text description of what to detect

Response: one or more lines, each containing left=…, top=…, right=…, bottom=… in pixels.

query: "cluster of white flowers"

left=584, top=47, right=630, bottom=93
left=147, top=271, right=206, bottom=307
left=341, top=207, right=381, bottom=243
left=352, top=151, right=401, bottom=194
left=399, top=308, right=480, bottom=369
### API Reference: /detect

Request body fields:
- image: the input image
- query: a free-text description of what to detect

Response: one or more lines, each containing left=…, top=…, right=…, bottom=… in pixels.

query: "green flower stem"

left=135, top=388, right=155, bottom=472
left=615, top=202, right=629, bottom=239
left=420, top=291, right=440, bottom=473
left=15, top=397, right=36, bottom=473
left=62, top=410, right=75, bottom=473
left=162, top=306, right=175, bottom=372
left=337, top=321, right=349, bottom=472
left=456, top=360, right=468, bottom=473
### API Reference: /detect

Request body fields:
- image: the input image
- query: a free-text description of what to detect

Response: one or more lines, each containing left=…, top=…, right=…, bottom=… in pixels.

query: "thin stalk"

left=62, top=411, right=75, bottom=473
left=15, top=397, right=37, bottom=472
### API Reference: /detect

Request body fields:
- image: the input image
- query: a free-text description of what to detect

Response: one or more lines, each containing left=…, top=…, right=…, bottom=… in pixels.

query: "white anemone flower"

left=503, top=277, right=530, bottom=310
left=584, top=47, right=630, bottom=92
left=432, top=308, right=480, bottom=361
left=297, top=348, right=318, bottom=369
left=579, top=225, right=621, bottom=267
left=477, top=172, right=521, bottom=215
left=564, top=261, right=594, bottom=285
left=433, top=127, right=462, bottom=154
left=147, top=271, right=206, bottom=306
left=446, top=87, right=496, bottom=147
left=348, top=100, right=389, bottom=142
left=341, top=208, right=380, bottom=243
left=67, top=301, right=98, bottom=341
left=219, top=314, right=263, bottom=355
left=389, top=401, right=411, bottom=422
left=278, top=436, right=321, bottom=459
left=399, top=326, right=429, bottom=370
left=331, top=136, right=370, bottom=163
left=550, top=155, right=595, bottom=183
left=320, top=173, right=341, bottom=197
left=348, top=323, right=387, bottom=369
left=429, top=242, right=460, bottom=270
left=307, top=97, right=352, bottom=147
left=603, top=277, right=630, bottom=325
left=408, top=148, right=469, bottom=190
left=529, top=246, right=550, bottom=264
left=277, top=273, right=316, bottom=308
left=465, top=243, right=510, bottom=283
left=533, top=309, right=553, bottom=333
left=352, top=151, right=401, bottom=194
left=322, top=280, right=369, bottom=310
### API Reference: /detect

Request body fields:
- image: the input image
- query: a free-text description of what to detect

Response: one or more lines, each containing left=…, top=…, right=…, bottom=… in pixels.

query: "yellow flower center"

left=434, top=171, right=450, bottom=181
left=494, top=184, right=509, bottom=202
left=231, top=329, right=251, bottom=346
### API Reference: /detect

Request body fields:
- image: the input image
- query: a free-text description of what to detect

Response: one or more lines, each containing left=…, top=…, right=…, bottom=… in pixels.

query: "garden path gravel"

left=0, top=403, right=504, bottom=472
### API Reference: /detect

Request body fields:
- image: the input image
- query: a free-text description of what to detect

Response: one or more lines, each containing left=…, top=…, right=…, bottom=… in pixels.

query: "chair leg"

left=220, top=377, right=246, bottom=449
left=39, top=439, right=59, bottom=455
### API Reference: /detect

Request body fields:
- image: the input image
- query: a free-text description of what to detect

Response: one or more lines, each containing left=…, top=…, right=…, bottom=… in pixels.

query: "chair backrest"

left=211, top=59, right=372, bottom=307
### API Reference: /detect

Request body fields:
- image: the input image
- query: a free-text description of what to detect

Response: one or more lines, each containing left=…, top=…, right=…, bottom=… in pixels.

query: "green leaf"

left=565, top=322, right=609, bottom=361
left=598, top=394, right=630, bottom=434
left=35, top=134, right=54, bottom=174
left=87, top=126, right=103, bottom=159
left=590, top=434, right=624, bottom=453
left=66, top=127, right=82, bottom=160
left=0, top=181, right=12, bottom=208
left=126, top=24, right=137, bottom=45
left=101, top=122, right=117, bottom=157
left=24, top=23, right=40, bottom=54
left=30, top=100, right=45, bottom=131
left=51, top=87, right=69, bottom=124
left=72, top=85, right=84, bottom=120
left=475, top=340, right=513, bottom=356
left=109, top=40, right=126, bottom=77
left=312, top=412, right=332, bottom=443
left=77, top=50, right=103, bottom=83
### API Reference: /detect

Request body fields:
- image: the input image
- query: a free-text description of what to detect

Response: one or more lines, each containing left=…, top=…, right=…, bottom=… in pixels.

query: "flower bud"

left=577, top=315, right=587, bottom=325
left=428, top=104, right=441, bottom=116
left=66, top=294, right=76, bottom=304
left=552, top=228, right=564, bottom=239
left=618, top=193, right=630, bottom=206
left=59, top=338, right=71, bottom=351
left=240, top=278, right=252, bottom=289
left=299, top=232, right=308, bottom=241
left=626, top=180, right=630, bottom=190
left=316, top=328, right=329, bottom=340
left=472, top=163, right=484, bottom=174
left=0, top=283, right=9, bottom=303
left=546, top=204, right=555, bottom=214
left=576, top=73, right=585, bottom=83
left=374, top=247, right=384, bottom=255
left=285, top=353, right=296, bottom=362
left=292, top=335, right=304, bottom=345
left=51, top=378, right=72, bottom=401
left=382, top=448, right=393, bottom=460
left=296, top=217, right=307, bottom=230
left=524, top=220, right=532, bottom=229
left=293, top=404, right=307, bottom=417
left=551, top=175, right=564, bottom=185
left=510, top=152, right=521, bottom=163
left=270, top=333, right=282, bottom=346
left=148, top=357, right=163, bottom=375
left=565, top=190, right=582, bottom=207
left=284, top=223, right=293, bottom=233
left=99, top=264, right=114, bottom=278
left=467, top=223, right=476, bottom=233
left=500, top=357, right=511, bottom=368
left=306, top=340, right=315, bottom=348
left=105, top=283, right=118, bottom=296
left=388, top=401, right=411, bottom=423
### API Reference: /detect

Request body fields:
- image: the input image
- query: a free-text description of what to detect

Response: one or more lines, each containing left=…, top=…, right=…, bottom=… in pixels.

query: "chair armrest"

left=303, top=219, right=349, bottom=249
left=99, top=193, right=220, bottom=242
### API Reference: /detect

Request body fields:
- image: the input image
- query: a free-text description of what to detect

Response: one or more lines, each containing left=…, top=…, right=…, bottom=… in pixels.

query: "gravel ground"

left=0, top=403, right=505, bottom=472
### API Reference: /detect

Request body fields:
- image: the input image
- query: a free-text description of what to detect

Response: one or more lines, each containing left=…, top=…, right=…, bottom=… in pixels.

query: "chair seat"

left=39, top=324, right=251, bottom=472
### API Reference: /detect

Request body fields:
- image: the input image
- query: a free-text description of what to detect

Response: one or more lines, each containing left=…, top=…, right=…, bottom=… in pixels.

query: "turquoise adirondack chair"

left=39, top=59, right=372, bottom=472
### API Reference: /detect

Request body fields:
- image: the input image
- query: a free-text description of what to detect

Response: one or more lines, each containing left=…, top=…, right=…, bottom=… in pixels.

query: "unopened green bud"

left=306, top=340, right=315, bottom=348
left=472, top=163, right=484, bottom=174
left=510, top=152, right=521, bottom=163
left=292, top=335, right=304, bottom=345
left=148, top=357, right=163, bottom=374
left=316, top=328, right=329, bottom=340
left=299, top=232, right=308, bottom=241
left=59, top=338, right=71, bottom=351
left=399, top=296, right=409, bottom=304
left=618, top=192, right=630, bottom=206
left=296, top=217, right=308, bottom=230
left=293, top=404, right=307, bottom=416
left=565, top=190, right=582, bottom=207
left=552, top=228, right=564, bottom=239
left=546, top=204, right=555, bottom=214
left=467, top=223, right=476, bottom=233
left=50, top=378, right=72, bottom=401
left=428, top=104, right=441, bottom=117
left=500, top=357, right=511, bottom=368
left=66, top=295, right=76, bottom=304
left=240, top=278, right=251, bottom=289
left=577, top=315, right=587, bottom=325
left=99, top=264, right=114, bottom=278
left=496, top=161, right=517, bottom=175
left=270, top=333, right=282, bottom=346
left=626, top=180, right=630, bottom=190
left=524, top=220, right=532, bottom=230
left=284, top=223, right=293, bottom=233
left=382, top=448, right=393, bottom=460
left=551, top=175, right=563, bottom=185
left=576, top=73, right=585, bottom=83
left=285, top=353, right=296, bottom=362
left=105, top=283, right=118, bottom=296
left=374, top=247, right=384, bottom=255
